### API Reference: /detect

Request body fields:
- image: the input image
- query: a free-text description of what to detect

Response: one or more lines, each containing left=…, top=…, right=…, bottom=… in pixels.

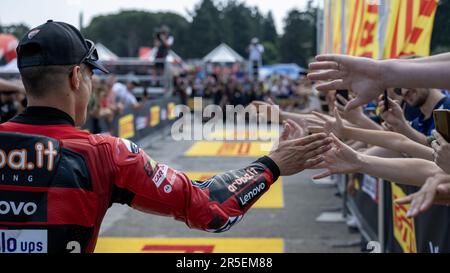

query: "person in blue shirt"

left=381, top=88, right=450, bottom=145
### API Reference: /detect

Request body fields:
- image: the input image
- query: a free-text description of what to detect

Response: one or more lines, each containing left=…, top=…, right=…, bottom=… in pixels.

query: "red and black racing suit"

left=0, top=107, right=280, bottom=253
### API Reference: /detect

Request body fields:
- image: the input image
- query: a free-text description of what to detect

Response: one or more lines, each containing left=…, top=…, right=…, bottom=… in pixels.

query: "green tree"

left=187, top=0, right=223, bottom=58
left=222, top=1, right=255, bottom=56
left=262, top=41, right=279, bottom=64
left=431, top=0, right=450, bottom=54
left=279, top=1, right=317, bottom=67
left=223, top=0, right=265, bottom=56
left=262, top=11, right=278, bottom=45
left=83, top=10, right=189, bottom=57
left=1, top=23, right=30, bottom=40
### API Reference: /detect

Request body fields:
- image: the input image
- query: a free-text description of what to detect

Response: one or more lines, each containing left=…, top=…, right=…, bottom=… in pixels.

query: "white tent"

left=202, top=43, right=244, bottom=63
left=96, top=43, right=119, bottom=61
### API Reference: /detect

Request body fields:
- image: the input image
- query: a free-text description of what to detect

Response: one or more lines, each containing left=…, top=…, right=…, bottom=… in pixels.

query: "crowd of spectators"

left=249, top=52, right=450, bottom=252
left=1, top=69, right=326, bottom=132
left=173, top=70, right=323, bottom=115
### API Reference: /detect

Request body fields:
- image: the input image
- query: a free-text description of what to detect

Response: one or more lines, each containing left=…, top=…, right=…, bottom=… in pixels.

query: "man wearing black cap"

left=0, top=21, right=332, bottom=253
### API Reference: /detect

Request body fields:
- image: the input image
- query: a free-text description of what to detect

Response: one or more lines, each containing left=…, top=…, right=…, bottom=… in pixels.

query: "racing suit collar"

left=11, top=106, right=76, bottom=126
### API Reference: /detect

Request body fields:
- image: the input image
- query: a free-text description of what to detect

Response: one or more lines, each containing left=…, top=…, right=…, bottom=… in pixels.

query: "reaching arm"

left=308, top=53, right=450, bottom=111
left=343, top=126, right=433, bottom=160
left=250, top=99, right=322, bottom=128
left=407, top=52, right=450, bottom=63
left=334, top=94, right=383, bottom=131
left=111, top=138, right=280, bottom=232
left=110, top=130, right=332, bottom=232
left=308, top=109, right=433, bottom=160
left=314, top=134, right=444, bottom=187
left=357, top=155, right=442, bottom=186
left=392, top=121, right=429, bottom=145
left=382, top=54, right=450, bottom=90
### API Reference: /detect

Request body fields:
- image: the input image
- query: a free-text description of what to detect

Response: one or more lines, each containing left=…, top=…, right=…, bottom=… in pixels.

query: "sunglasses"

left=68, top=40, right=100, bottom=77
left=80, top=39, right=99, bottom=65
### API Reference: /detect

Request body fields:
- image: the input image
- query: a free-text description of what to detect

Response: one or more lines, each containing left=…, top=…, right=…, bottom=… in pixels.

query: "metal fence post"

left=378, top=179, right=385, bottom=253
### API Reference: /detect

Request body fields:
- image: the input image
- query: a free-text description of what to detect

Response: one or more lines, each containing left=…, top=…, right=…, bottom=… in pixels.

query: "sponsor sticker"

left=121, top=139, right=140, bottom=154
left=0, top=230, right=47, bottom=253
left=144, top=157, right=158, bottom=178
left=152, top=164, right=168, bottom=188
left=0, top=191, right=47, bottom=222
left=235, top=181, right=267, bottom=208
left=187, top=172, right=284, bottom=209
left=227, top=168, right=259, bottom=193
left=28, top=29, right=40, bottom=39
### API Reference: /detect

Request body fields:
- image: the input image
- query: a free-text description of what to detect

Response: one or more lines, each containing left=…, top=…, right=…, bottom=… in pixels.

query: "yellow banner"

left=353, top=2, right=380, bottom=58
left=384, top=0, right=438, bottom=58
left=150, top=106, right=160, bottom=127
left=323, top=0, right=332, bottom=54
left=403, top=0, right=438, bottom=57
left=391, top=183, right=417, bottom=253
left=346, top=0, right=366, bottom=56
left=118, top=114, right=135, bottom=139
left=332, top=0, right=343, bottom=54
left=167, top=102, right=176, bottom=120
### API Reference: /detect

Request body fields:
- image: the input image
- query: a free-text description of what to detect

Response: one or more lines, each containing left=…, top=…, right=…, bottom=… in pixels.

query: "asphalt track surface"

left=96, top=127, right=361, bottom=253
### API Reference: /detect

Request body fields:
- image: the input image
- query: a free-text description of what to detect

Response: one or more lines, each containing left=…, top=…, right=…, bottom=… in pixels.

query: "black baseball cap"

left=16, top=20, right=109, bottom=74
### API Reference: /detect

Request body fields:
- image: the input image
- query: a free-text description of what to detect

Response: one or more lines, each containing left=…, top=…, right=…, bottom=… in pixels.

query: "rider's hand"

left=269, top=127, right=333, bottom=176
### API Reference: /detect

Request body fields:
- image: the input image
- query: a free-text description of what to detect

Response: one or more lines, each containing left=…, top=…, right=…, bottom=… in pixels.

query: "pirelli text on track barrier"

left=344, top=174, right=450, bottom=253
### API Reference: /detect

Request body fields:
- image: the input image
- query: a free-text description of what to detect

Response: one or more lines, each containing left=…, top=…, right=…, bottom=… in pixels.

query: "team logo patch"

left=121, top=139, right=140, bottom=154
left=235, top=181, right=267, bottom=209
left=28, top=29, right=40, bottom=39
left=144, top=158, right=158, bottom=178
left=164, top=184, right=172, bottom=193
left=0, top=230, right=47, bottom=253
left=227, top=167, right=259, bottom=193
left=0, top=190, right=47, bottom=222
left=152, top=164, right=168, bottom=188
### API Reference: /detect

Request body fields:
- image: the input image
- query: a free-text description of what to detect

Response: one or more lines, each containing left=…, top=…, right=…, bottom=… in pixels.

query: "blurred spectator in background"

left=380, top=87, right=450, bottom=145
left=173, top=71, right=189, bottom=105
left=0, top=78, right=26, bottom=123
left=153, top=25, right=174, bottom=87
left=248, top=37, right=264, bottom=81
left=289, top=80, right=321, bottom=114
left=113, top=77, right=143, bottom=110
